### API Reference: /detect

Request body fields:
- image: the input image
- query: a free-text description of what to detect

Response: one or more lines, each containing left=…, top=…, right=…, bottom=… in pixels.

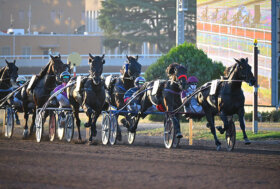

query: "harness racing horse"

left=137, top=63, right=188, bottom=137
left=0, top=60, right=21, bottom=124
left=0, top=60, right=18, bottom=100
left=196, top=57, right=256, bottom=150
left=21, top=55, right=69, bottom=137
left=104, top=55, right=142, bottom=140
left=68, top=54, right=105, bottom=143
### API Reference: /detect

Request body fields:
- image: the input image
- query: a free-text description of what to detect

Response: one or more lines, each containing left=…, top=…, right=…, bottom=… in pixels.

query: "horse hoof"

left=84, top=123, right=90, bottom=128
left=16, top=120, right=21, bottom=125
left=216, top=126, right=224, bottom=134
left=22, top=129, right=28, bottom=138
left=216, top=145, right=221, bottom=151
left=244, top=138, right=251, bottom=145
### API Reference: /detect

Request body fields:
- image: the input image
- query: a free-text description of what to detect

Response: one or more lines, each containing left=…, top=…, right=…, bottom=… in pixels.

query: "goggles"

left=62, top=75, right=70, bottom=79
left=17, top=81, right=25, bottom=84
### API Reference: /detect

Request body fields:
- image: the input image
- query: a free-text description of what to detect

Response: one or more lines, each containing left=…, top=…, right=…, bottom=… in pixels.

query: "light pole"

left=176, top=0, right=188, bottom=46
left=252, top=39, right=259, bottom=134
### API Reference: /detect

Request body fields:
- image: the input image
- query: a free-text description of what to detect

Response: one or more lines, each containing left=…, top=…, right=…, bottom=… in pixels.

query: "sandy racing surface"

left=0, top=125, right=280, bottom=189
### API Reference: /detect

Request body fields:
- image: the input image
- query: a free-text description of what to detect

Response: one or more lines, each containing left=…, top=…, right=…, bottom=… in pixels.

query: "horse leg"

left=116, top=114, right=122, bottom=141
left=91, top=111, right=100, bottom=138
left=23, top=111, right=29, bottom=138
left=238, top=108, right=250, bottom=144
left=15, top=112, right=20, bottom=125
left=30, top=108, right=36, bottom=135
left=205, top=111, right=221, bottom=150
left=84, top=105, right=92, bottom=128
left=73, top=106, right=82, bottom=143
left=217, top=111, right=229, bottom=134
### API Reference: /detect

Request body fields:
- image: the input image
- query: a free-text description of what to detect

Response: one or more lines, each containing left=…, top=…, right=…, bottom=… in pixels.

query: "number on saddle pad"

left=75, top=76, right=82, bottom=92
left=105, top=75, right=113, bottom=89
left=210, top=79, right=219, bottom=96
left=27, top=75, right=37, bottom=91
left=152, top=80, right=160, bottom=95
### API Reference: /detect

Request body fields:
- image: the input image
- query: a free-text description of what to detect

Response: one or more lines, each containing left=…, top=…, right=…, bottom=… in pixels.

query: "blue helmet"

left=134, top=76, right=145, bottom=87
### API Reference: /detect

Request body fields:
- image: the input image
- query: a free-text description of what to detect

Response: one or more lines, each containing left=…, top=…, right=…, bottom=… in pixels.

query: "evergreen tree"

left=98, top=0, right=196, bottom=54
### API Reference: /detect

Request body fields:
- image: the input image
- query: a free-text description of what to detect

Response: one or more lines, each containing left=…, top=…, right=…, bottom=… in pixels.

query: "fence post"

left=189, top=118, right=193, bottom=145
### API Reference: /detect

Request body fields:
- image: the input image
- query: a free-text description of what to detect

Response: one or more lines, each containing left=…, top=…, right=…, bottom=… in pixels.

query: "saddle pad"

left=105, top=75, right=112, bottom=89
left=210, top=79, right=219, bottom=95
left=75, top=76, right=82, bottom=91
left=152, top=80, right=160, bottom=95
left=27, top=75, right=37, bottom=90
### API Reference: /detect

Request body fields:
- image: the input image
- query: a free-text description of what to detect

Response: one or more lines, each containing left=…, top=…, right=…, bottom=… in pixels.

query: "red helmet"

left=187, top=76, right=198, bottom=83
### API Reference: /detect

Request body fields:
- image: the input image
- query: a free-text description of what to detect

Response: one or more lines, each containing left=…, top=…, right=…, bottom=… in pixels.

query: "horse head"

left=49, top=54, right=68, bottom=81
left=5, top=59, right=18, bottom=87
left=234, top=58, right=256, bottom=86
left=121, top=55, right=141, bottom=80
left=89, top=53, right=105, bottom=85
left=166, top=63, right=188, bottom=90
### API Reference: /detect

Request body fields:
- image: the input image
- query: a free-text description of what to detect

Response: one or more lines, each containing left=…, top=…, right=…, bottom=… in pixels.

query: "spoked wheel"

left=101, top=113, right=110, bottom=145
left=65, top=114, right=74, bottom=143
left=4, top=107, right=14, bottom=138
left=35, top=112, right=43, bottom=143
left=57, top=114, right=65, bottom=140
left=109, top=114, right=118, bottom=145
left=49, top=112, right=56, bottom=142
left=127, top=116, right=138, bottom=145
left=164, top=116, right=179, bottom=149
left=225, top=120, right=236, bottom=151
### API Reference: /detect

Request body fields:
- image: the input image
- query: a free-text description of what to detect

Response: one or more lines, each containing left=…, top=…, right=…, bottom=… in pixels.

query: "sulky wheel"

left=65, top=113, right=74, bottom=143
left=48, top=112, right=56, bottom=142
left=35, top=112, right=43, bottom=143
left=101, top=112, right=110, bottom=145
left=57, top=113, right=65, bottom=140
left=109, top=114, right=118, bottom=145
left=164, top=116, right=179, bottom=149
left=127, top=116, right=138, bottom=145
left=225, top=120, right=236, bottom=151
left=4, top=106, right=14, bottom=139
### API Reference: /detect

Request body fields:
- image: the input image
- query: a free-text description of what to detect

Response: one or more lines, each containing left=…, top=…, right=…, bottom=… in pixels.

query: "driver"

left=52, top=71, right=71, bottom=108
left=121, top=76, right=145, bottom=129
left=123, top=76, right=145, bottom=111
left=12, top=76, right=27, bottom=109
left=181, top=76, right=203, bottom=113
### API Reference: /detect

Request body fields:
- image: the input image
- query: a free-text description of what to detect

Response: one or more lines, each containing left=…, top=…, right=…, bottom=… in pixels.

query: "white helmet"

left=16, top=76, right=27, bottom=84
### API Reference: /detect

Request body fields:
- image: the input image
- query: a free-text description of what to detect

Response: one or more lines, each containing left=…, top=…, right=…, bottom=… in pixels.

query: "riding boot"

left=117, top=125, right=122, bottom=141
left=174, top=119, right=183, bottom=138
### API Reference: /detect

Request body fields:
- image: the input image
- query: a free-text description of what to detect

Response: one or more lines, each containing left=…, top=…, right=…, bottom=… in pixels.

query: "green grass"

left=138, top=127, right=280, bottom=141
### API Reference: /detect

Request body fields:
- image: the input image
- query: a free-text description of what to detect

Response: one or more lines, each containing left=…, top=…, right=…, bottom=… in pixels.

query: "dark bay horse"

left=68, top=54, right=105, bottom=143
left=22, top=55, right=69, bottom=137
left=137, top=63, right=188, bottom=137
left=104, top=55, right=142, bottom=139
left=0, top=60, right=18, bottom=101
left=196, top=57, right=256, bottom=150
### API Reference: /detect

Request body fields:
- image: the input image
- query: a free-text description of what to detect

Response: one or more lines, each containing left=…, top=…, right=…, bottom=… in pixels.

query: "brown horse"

left=67, top=54, right=105, bottom=143
left=137, top=63, right=188, bottom=137
left=197, top=57, right=256, bottom=150
left=21, top=55, right=69, bottom=137
left=104, top=55, right=142, bottom=140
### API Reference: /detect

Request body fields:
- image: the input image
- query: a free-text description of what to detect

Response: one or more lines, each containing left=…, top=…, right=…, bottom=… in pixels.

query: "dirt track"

left=0, top=126, right=280, bottom=189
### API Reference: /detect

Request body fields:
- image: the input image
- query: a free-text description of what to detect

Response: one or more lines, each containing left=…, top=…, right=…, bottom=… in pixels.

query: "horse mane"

left=0, top=66, right=7, bottom=76
left=166, top=63, right=179, bottom=77
left=37, top=60, right=51, bottom=77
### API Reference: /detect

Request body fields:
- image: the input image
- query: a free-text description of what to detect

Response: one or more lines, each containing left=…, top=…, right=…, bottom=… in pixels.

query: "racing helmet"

left=134, top=76, right=145, bottom=88
left=60, top=71, right=71, bottom=82
left=187, top=76, right=198, bottom=84
left=16, top=76, right=27, bottom=85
